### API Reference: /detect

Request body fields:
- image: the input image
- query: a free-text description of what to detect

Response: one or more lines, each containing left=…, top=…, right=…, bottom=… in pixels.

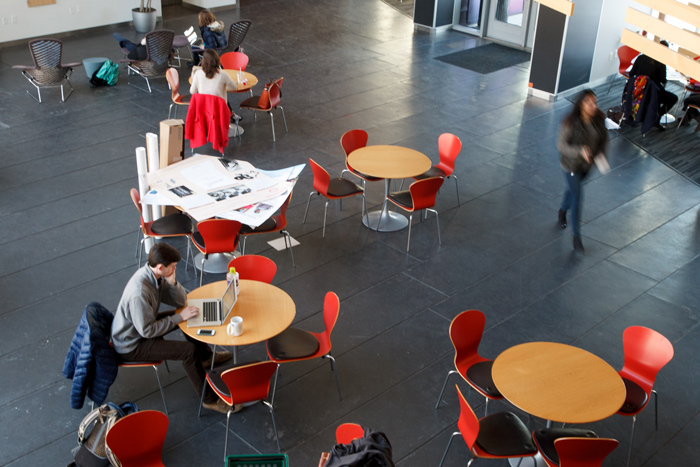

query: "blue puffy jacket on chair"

left=62, top=302, right=118, bottom=409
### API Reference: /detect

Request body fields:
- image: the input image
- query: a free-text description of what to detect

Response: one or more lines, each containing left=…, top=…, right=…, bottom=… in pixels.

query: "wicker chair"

left=12, top=38, right=81, bottom=103
left=120, top=30, right=175, bottom=93
left=217, top=20, right=252, bottom=55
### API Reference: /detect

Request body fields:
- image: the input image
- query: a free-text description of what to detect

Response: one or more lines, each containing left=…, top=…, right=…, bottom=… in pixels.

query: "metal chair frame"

left=13, top=38, right=80, bottom=103
left=121, top=30, right=175, bottom=93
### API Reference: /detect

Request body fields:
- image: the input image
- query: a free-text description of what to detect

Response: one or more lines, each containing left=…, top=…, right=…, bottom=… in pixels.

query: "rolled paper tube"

left=135, top=146, right=154, bottom=252
left=146, top=132, right=163, bottom=225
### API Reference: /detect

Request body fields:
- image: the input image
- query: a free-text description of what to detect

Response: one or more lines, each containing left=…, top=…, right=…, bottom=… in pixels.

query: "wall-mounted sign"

left=28, top=0, right=57, bottom=6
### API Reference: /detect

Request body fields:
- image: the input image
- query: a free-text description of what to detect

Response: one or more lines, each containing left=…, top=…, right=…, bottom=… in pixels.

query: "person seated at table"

left=627, top=40, right=679, bottom=128
left=190, top=49, right=241, bottom=121
left=111, top=242, right=237, bottom=414
left=112, top=32, right=147, bottom=60
left=190, top=9, right=226, bottom=66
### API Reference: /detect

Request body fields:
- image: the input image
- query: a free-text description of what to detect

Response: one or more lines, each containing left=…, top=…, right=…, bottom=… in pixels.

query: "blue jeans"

left=560, top=170, right=585, bottom=238
left=113, top=32, right=137, bottom=52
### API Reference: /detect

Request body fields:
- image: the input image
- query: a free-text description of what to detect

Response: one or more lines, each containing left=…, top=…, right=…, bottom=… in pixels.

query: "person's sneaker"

left=202, top=350, right=232, bottom=367
left=202, top=400, right=243, bottom=414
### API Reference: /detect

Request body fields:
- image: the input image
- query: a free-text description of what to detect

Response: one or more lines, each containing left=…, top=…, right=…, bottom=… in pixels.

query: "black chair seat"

left=327, top=178, right=363, bottom=197
left=476, top=412, right=537, bottom=457
left=465, top=361, right=502, bottom=398
left=414, top=166, right=445, bottom=180
left=267, top=327, right=319, bottom=360
left=192, top=231, right=205, bottom=250
left=240, top=217, right=276, bottom=234
left=351, top=168, right=382, bottom=182
left=387, top=190, right=412, bottom=209
left=619, top=377, right=648, bottom=414
left=533, top=427, right=597, bottom=466
left=240, top=95, right=261, bottom=109
left=151, top=213, right=194, bottom=235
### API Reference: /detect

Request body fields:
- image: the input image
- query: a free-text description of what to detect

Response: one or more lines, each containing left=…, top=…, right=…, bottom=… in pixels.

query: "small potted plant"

left=132, top=0, right=157, bottom=34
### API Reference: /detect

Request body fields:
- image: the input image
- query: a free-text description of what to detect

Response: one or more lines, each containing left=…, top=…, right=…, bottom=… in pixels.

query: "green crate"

left=225, top=453, right=289, bottom=467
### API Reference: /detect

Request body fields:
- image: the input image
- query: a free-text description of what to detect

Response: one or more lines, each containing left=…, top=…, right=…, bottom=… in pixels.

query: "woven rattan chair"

left=12, top=38, right=81, bottom=103
left=120, top=30, right=175, bottom=93
left=217, top=20, right=252, bottom=55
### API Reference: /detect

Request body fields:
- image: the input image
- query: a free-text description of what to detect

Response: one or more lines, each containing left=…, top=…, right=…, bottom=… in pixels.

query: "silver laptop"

left=186, top=280, right=237, bottom=327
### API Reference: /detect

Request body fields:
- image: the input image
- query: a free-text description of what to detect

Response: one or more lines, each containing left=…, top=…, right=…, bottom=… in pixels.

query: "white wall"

left=0, top=0, right=163, bottom=44
left=589, top=0, right=647, bottom=83
left=182, top=0, right=236, bottom=9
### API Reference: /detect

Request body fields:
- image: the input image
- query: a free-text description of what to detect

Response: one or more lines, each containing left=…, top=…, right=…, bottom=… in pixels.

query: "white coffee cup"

left=227, top=316, right=243, bottom=336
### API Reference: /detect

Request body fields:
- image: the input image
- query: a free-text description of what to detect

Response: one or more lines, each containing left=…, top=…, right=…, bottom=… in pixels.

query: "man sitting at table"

left=111, top=242, right=237, bottom=414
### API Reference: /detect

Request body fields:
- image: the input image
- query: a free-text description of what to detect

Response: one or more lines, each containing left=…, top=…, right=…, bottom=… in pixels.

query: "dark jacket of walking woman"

left=557, top=90, right=608, bottom=252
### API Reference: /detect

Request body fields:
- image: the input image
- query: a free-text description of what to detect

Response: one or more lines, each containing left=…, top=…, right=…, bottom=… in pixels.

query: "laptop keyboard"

left=202, top=301, right=218, bottom=322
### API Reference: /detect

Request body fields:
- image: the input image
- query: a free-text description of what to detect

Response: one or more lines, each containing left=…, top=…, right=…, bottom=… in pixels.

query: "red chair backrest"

left=336, top=423, right=364, bottom=445
left=554, top=437, right=619, bottom=467
left=166, top=67, right=181, bottom=102
left=620, top=326, right=674, bottom=394
left=455, top=385, right=480, bottom=450
left=309, top=158, right=331, bottom=196
left=257, top=77, right=283, bottom=110
left=221, top=361, right=278, bottom=405
left=196, top=219, right=242, bottom=254
left=436, top=133, right=461, bottom=176
left=274, top=190, right=293, bottom=230
left=105, top=410, right=168, bottom=467
left=617, top=46, right=639, bottom=74
left=130, top=188, right=147, bottom=230
left=220, top=51, right=249, bottom=71
left=450, top=310, right=488, bottom=372
left=409, top=177, right=444, bottom=211
left=227, top=255, right=277, bottom=283
left=317, top=292, right=340, bottom=355
left=341, top=129, right=369, bottom=157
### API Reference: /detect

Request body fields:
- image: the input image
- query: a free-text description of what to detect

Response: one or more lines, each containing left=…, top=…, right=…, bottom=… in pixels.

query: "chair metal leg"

left=653, top=389, right=658, bottom=430
left=438, top=432, right=460, bottom=467
left=484, top=397, right=489, bottom=417
left=323, top=200, right=330, bottom=237
left=427, top=208, right=441, bottom=245
left=264, top=400, right=281, bottom=452
left=435, top=370, right=458, bottom=409
left=626, top=415, right=637, bottom=467
left=270, top=364, right=280, bottom=408
left=224, top=408, right=232, bottom=460
left=269, top=111, right=276, bottom=142
left=406, top=213, right=413, bottom=252
left=199, top=255, right=208, bottom=287
left=164, top=360, right=170, bottom=372
left=282, top=230, right=296, bottom=267
left=279, top=106, right=288, bottom=133
left=151, top=364, right=168, bottom=415
left=451, top=175, right=460, bottom=206
left=303, top=191, right=316, bottom=224
left=323, top=353, right=342, bottom=401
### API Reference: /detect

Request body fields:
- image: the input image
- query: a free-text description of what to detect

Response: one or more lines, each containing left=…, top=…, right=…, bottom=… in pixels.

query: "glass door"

left=485, top=0, right=532, bottom=46
left=453, top=0, right=484, bottom=35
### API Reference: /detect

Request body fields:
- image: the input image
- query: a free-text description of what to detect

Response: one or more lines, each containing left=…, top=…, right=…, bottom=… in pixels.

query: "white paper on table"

left=180, top=159, right=232, bottom=190
left=177, top=193, right=217, bottom=209
left=218, top=187, right=293, bottom=227
left=258, top=163, right=306, bottom=182
left=141, top=189, right=176, bottom=206
left=186, top=181, right=293, bottom=222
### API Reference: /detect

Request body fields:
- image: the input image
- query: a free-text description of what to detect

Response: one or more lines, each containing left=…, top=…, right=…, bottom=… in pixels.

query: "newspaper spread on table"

left=141, top=154, right=305, bottom=226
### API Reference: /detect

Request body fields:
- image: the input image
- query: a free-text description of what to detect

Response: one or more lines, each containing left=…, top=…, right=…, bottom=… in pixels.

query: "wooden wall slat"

left=625, top=8, right=700, bottom=57
left=622, top=29, right=700, bottom=81
left=535, top=0, right=574, bottom=17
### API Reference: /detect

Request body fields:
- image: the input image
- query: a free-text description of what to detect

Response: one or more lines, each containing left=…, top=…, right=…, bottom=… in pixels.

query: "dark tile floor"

left=1, top=0, right=699, bottom=466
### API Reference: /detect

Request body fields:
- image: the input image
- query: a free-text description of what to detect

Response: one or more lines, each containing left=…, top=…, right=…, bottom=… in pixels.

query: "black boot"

left=573, top=236, right=584, bottom=252
left=558, top=210, right=567, bottom=229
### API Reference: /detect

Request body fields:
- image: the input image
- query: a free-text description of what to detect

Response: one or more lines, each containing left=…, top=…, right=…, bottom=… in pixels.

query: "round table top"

left=491, top=342, right=626, bottom=424
left=178, top=279, right=295, bottom=346
left=188, top=69, right=258, bottom=92
left=347, top=145, right=432, bottom=179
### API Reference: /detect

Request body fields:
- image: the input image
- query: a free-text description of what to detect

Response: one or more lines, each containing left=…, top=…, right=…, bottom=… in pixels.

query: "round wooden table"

left=347, top=145, right=431, bottom=232
left=178, top=279, right=295, bottom=349
left=492, top=342, right=625, bottom=426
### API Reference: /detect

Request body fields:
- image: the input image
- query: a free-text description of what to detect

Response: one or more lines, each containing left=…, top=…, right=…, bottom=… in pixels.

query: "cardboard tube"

left=146, top=132, right=163, bottom=225
left=135, top=146, right=154, bottom=252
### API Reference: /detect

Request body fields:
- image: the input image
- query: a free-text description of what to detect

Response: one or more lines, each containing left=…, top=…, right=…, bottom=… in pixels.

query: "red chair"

left=303, top=159, right=365, bottom=238
left=532, top=428, right=600, bottom=467
left=266, top=292, right=342, bottom=403
left=616, top=326, right=674, bottom=467
left=435, top=310, right=503, bottom=415
left=385, top=177, right=444, bottom=252
left=105, top=410, right=169, bottom=467
left=239, top=77, right=288, bottom=142
left=554, top=437, right=618, bottom=467
left=239, top=191, right=296, bottom=267
left=227, top=255, right=277, bottom=284
left=340, top=129, right=380, bottom=220
left=220, top=51, right=249, bottom=71
left=413, top=133, right=462, bottom=206
left=439, top=385, right=537, bottom=467
left=192, top=219, right=242, bottom=287
left=336, top=423, right=364, bottom=444
left=130, top=188, right=195, bottom=272
left=165, top=67, right=190, bottom=119
left=607, top=45, right=638, bottom=94
left=205, top=361, right=280, bottom=455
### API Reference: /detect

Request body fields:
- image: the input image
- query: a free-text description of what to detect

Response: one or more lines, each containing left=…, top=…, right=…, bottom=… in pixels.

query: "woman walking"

left=557, top=89, right=608, bottom=252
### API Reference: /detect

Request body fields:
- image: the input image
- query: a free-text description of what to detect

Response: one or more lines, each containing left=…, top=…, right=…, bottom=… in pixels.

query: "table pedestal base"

left=508, top=453, right=546, bottom=467
left=363, top=210, right=408, bottom=232
left=196, top=253, right=235, bottom=274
